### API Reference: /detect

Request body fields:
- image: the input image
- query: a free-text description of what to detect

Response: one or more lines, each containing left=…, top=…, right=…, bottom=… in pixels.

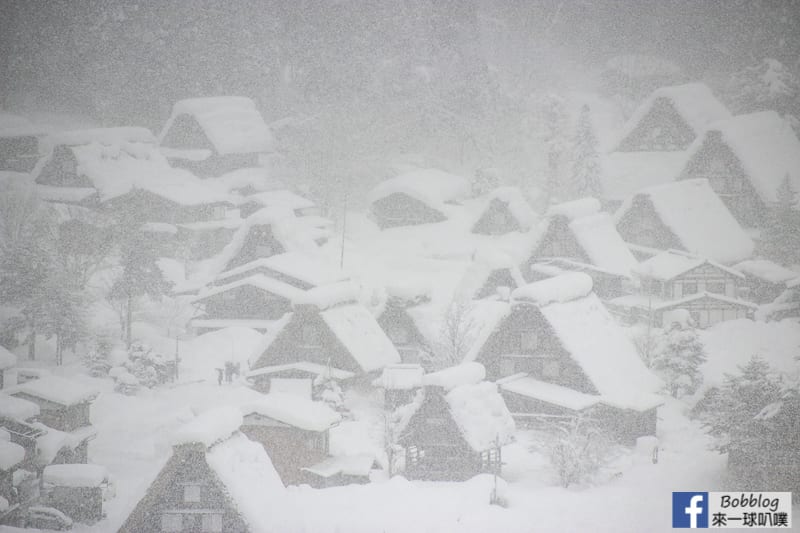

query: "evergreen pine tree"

left=569, top=105, right=602, bottom=200
left=651, top=320, right=706, bottom=397
left=541, top=93, right=568, bottom=203
left=762, top=175, right=800, bottom=264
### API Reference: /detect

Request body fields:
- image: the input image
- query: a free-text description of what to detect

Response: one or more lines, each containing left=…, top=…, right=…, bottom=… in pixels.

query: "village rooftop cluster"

left=0, top=80, right=798, bottom=531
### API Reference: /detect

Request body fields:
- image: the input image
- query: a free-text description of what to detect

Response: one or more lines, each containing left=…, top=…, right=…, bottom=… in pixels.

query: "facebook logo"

left=673, top=492, right=709, bottom=528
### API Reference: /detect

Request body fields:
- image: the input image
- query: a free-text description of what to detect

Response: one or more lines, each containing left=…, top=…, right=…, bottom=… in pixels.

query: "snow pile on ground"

left=42, top=464, right=108, bottom=488
left=170, top=406, right=243, bottom=447
left=512, top=273, right=594, bottom=306
left=423, top=362, right=486, bottom=391
left=242, top=393, right=341, bottom=432
left=0, top=392, right=40, bottom=420
left=13, top=375, right=99, bottom=406
left=0, top=439, right=25, bottom=470
left=446, top=381, right=516, bottom=450
left=206, top=433, right=285, bottom=533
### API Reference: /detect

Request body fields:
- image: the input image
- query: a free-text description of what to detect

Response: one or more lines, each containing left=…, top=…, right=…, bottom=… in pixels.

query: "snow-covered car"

left=18, top=506, right=73, bottom=530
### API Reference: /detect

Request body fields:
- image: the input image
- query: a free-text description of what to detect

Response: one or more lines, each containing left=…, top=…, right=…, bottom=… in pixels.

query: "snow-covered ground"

left=5, top=317, right=794, bottom=532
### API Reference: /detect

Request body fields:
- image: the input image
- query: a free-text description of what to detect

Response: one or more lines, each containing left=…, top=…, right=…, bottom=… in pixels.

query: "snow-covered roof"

left=569, top=213, right=639, bottom=277
left=13, top=376, right=98, bottom=407
left=636, top=250, right=744, bottom=281
left=687, top=110, right=800, bottom=207
left=445, top=381, right=515, bottom=451
left=171, top=406, right=243, bottom=447
left=545, top=197, right=601, bottom=220
left=456, top=248, right=526, bottom=299
left=293, top=281, right=361, bottom=310
left=422, top=362, right=486, bottom=391
left=47, top=126, right=156, bottom=148
left=733, top=259, right=798, bottom=284
left=246, top=361, right=356, bottom=381
left=615, top=178, right=755, bottom=264
left=367, top=168, right=470, bottom=214
left=242, top=190, right=315, bottom=211
left=42, top=464, right=108, bottom=488
left=471, top=187, right=537, bottom=231
left=0, top=345, right=16, bottom=370
left=512, top=272, right=594, bottom=306
left=214, top=166, right=284, bottom=194
left=0, top=440, right=25, bottom=471
left=615, top=82, right=731, bottom=149
left=242, top=393, right=341, bottom=432
left=205, top=433, right=285, bottom=531
left=161, top=96, right=275, bottom=155
left=601, top=151, right=686, bottom=201
left=0, top=392, right=40, bottom=420
left=241, top=252, right=348, bottom=287
left=302, top=454, right=375, bottom=478
left=246, top=314, right=294, bottom=369
left=497, top=374, right=600, bottom=411
left=534, top=291, right=664, bottom=411
left=193, top=274, right=304, bottom=303
left=373, top=364, right=425, bottom=390
left=320, top=304, right=401, bottom=373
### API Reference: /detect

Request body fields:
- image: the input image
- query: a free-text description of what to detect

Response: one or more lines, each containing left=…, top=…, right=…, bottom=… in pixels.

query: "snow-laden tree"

left=568, top=105, right=602, bottom=200
left=651, top=319, right=706, bottom=398
left=724, top=58, right=800, bottom=133
left=547, top=415, right=609, bottom=488
left=110, top=229, right=171, bottom=348
left=703, top=356, right=783, bottom=449
left=760, top=175, right=800, bottom=265
left=539, top=93, right=569, bottom=203
left=425, top=297, right=476, bottom=371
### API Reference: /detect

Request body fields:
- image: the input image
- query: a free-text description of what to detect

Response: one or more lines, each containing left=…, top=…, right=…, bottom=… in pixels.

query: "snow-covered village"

left=0, top=2, right=799, bottom=532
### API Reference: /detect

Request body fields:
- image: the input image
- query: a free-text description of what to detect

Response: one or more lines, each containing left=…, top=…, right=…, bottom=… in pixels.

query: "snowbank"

left=423, top=362, right=486, bottom=391
left=242, top=393, right=341, bottom=432
left=446, top=381, right=516, bottom=451
left=512, top=273, right=594, bottom=306
left=171, top=406, right=243, bottom=447
left=0, top=345, right=16, bottom=369
left=42, top=464, right=108, bottom=487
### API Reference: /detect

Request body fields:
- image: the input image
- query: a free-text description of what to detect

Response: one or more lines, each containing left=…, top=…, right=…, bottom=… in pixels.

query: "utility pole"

left=339, top=185, right=348, bottom=269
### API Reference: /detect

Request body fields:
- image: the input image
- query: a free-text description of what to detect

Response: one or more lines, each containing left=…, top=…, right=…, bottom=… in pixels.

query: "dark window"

left=705, top=281, right=725, bottom=294
left=682, top=281, right=698, bottom=295
left=518, top=330, right=539, bottom=352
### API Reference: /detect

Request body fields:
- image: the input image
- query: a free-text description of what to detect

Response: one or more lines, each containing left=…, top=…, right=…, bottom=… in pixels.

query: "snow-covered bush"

left=547, top=416, right=610, bottom=488
left=651, top=318, right=706, bottom=398
left=82, top=332, right=115, bottom=377
left=124, top=341, right=171, bottom=387
left=113, top=370, right=140, bottom=395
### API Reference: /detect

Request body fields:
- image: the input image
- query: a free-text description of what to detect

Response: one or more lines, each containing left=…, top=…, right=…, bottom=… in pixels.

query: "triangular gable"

left=471, top=187, right=536, bottom=235
left=193, top=274, right=304, bottom=304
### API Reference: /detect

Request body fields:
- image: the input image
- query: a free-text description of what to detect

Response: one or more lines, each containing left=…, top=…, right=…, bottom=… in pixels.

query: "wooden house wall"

left=34, top=146, right=92, bottom=187
left=44, top=486, right=103, bottom=523
left=655, top=296, right=752, bottom=328
left=477, top=305, right=598, bottom=395
left=648, top=263, right=742, bottom=300
left=679, top=133, right=766, bottom=227
left=240, top=423, right=328, bottom=486
left=118, top=443, right=248, bottom=533
left=11, top=393, right=90, bottom=432
left=226, top=225, right=286, bottom=270
left=740, top=275, right=786, bottom=304
left=616, top=196, right=683, bottom=252
left=0, top=135, right=40, bottom=172
left=617, top=98, right=696, bottom=152
left=595, top=405, right=658, bottom=444
left=200, top=285, right=291, bottom=321
left=472, top=199, right=522, bottom=235
left=371, top=193, right=446, bottom=229
left=102, top=189, right=221, bottom=226
left=377, top=308, right=429, bottom=364
left=252, top=311, right=363, bottom=374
